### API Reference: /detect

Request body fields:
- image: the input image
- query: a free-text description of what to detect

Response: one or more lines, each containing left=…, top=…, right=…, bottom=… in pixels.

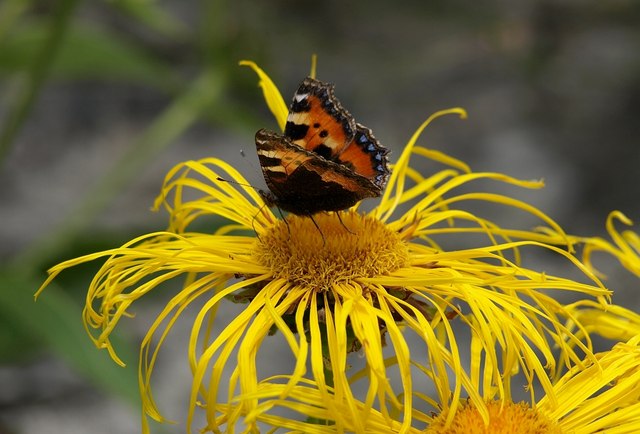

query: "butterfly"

left=255, top=77, right=390, bottom=216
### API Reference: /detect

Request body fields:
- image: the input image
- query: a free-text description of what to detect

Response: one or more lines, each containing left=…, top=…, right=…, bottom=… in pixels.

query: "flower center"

left=254, top=211, right=409, bottom=290
left=427, top=400, right=562, bottom=434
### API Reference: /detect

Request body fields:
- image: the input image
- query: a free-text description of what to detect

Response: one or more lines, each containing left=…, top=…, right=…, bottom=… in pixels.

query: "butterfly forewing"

left=284, top=78, right=356, bottom=159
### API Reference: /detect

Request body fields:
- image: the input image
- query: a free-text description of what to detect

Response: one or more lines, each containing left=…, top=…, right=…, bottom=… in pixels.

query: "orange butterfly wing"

left=284, top=77, right=389, bottom=188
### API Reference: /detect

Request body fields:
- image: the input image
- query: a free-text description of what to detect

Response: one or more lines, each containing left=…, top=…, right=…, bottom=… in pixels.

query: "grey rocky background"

left=1, top=1, right=639, bottom=432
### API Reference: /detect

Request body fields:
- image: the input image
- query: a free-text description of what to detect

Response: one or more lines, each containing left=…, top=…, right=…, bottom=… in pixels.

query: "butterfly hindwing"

left=255, top=129, right=380, bottom=215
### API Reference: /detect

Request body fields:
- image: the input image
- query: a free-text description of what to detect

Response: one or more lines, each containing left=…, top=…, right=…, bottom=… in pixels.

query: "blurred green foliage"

left=0, top=0, right=264, bottom=416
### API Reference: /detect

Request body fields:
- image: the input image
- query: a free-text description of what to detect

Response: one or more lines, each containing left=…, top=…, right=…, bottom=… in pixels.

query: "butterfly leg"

left=251, top=202, right=273, bottom=242
left=274, top=206, right=293, bottom=240
left=308, top=214, right=326, bottom=247
left=335, top=211, right=355, bottom=235
left=251, top=217, right=262, bottom=242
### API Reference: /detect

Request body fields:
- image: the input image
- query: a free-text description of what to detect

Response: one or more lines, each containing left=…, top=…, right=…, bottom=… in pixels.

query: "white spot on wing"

left=264, top=166, right=287, bottom=173
left=294, top=93, right=309, bottom=102
left=324, top=137, right=341, bottom=151
left=257, top=149, right=278, bottom=158
left=288, top=112, right=310, bottom=124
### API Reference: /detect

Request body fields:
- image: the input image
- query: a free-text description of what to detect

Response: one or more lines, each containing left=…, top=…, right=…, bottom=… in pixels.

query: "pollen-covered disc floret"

left=254, top=211, right=409, bottom=290
left=427, top=400, right=562, bottom=434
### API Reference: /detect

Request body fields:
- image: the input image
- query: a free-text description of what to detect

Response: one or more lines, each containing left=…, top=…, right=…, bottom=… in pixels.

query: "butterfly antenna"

left=216, top=176, right=258, bottom=190
left=239, top=149, right=262, bottom=176
left=308, top=214, right=326, bottom=247
left=335, top=212, right=356, bottom=235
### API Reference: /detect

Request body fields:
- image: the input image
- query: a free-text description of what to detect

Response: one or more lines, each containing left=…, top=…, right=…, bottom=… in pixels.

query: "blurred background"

left=1, top=1, right=639, bottom=432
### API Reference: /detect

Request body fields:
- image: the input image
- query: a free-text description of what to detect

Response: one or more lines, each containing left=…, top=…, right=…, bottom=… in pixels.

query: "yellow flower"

left=426, top=335, right=640, bottom=433
left=540, top=211, right=640, bottom=344
left=205, top=336, right=640, bottom=433
left=538, top=210, right=640, bottom=279
left=565, top=300, right=640, bottom=343
left=582, top=211, right=640, bottom=278
left=37, top=61, right=611, bottom=433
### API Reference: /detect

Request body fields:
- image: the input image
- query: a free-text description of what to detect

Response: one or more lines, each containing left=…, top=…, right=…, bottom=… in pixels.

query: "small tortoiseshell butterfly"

left=255, top=77, right=390, bottom=216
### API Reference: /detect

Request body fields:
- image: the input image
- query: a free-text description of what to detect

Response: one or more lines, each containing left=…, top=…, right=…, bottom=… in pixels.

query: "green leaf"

left=0, top=269, right=139, bottom=405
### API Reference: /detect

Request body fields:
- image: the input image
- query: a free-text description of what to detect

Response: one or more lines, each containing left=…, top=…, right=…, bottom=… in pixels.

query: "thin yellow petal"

left=376, top=108, right=467, bottom=221
left=239, top=60, right=288, bottom=131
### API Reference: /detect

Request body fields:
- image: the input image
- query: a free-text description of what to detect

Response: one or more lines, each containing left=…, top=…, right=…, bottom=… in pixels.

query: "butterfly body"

left=256, top=77, right=389, bottom=216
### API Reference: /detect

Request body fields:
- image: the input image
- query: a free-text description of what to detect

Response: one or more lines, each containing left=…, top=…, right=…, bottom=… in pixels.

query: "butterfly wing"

left=284, top=77, right=390, bottom=189
left=255, top=129, right=380, bottom=215
left=284, top=77, right=356, bottom=158
left=334, top=124, right=390, bottom=190
left=255, top=77, right=390, bottom=215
